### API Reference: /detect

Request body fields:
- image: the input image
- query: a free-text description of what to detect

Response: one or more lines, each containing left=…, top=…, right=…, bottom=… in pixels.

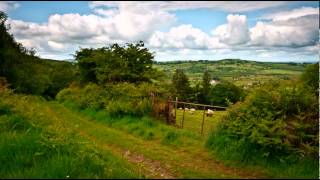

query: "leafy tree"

left=171, top=69, right=191, bottom=101
left=201, top=70, right=211, bottom=104
left=74, top=41, right=154, bottom=84
left=209, top=81, right=244, bottom=106
left=0, top=11, right=76, bottom=97
left=300, top=63, right=319, bottom=94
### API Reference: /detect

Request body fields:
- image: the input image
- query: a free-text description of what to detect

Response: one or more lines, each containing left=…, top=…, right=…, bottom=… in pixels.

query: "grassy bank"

left=0, top=90, right=141, bottom=178
left=206, top=127, right=319, bottom=178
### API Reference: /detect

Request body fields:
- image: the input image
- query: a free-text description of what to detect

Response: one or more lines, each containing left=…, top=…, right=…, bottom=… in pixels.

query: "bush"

left=56, top=83, right=106, bottom=110
left=206, top=79, right=319, bottom=178
left=207, top=79, right=318, bottom=156
left=56, top=82, right=164, bottom=117
left=209, top=81, right=244, bottom=106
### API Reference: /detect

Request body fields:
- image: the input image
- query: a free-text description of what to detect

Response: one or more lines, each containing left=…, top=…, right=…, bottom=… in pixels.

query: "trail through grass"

left=1, top=93, right=269, bottom=178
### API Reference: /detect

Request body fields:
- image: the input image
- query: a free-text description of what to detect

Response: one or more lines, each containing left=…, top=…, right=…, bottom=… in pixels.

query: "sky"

left=1, top=1, right=319, bottom=62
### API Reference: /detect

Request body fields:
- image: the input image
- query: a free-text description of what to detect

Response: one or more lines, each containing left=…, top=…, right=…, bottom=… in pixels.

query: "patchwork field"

left=154, top=59, right=307, bottom=87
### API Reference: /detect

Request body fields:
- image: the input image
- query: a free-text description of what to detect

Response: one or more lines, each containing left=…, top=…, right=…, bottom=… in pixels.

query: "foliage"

left=209, top=81, right=244, bottom=106
left=300, top=62, right=319, bottom=94
left=200, top=70, right=211, bottom=104
left=0, top=11, right=76, bottom=98
left=206, top=71, right=319, bottom=178
left=171, top=69, right=192, bottom=101
left=75, top=41, right=155, bottom=84
left=154, top=59, right=306, bottom=87
left=57, top=82, right=168, bottom=117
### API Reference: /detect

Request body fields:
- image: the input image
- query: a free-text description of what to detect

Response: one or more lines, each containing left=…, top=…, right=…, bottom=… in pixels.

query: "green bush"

left=209, top=81, right=244, bottom=106
left=206, top=79, right=319, bottom=178
left=56, top=83, right=106, bottom=110
left=56, top=82, right=163, bottom=117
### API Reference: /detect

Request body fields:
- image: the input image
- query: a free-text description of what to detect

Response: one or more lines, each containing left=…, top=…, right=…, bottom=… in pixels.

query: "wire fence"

left=168, top=99, right=227, bottom=135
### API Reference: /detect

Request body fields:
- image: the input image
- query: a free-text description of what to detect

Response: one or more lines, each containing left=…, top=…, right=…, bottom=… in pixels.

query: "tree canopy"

left=75, top=41, right=155, bottom=84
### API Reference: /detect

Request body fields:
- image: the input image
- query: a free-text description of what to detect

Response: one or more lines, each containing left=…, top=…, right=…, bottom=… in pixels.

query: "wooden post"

left=201, top=106, right=206, bottom=135
left=175, top=97, right=177, bottom=124
left=182, top=103, right=185, bottom=128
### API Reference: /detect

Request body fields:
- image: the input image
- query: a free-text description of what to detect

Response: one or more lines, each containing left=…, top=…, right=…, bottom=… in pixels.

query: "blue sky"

left=1, top=1, right=319, bottom=62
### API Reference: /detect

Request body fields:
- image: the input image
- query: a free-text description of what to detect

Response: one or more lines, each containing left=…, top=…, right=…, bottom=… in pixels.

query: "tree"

left=0, top=11, right=76, bottom=97
left=300, top=63, right=319, bottom=94
left=209, top=81, right=244, bottom=106
left=171, top=69, right=191, bottom=101
left=201, top=70, right=211, bottom=104
left=74, top=41, right=154, bottom=84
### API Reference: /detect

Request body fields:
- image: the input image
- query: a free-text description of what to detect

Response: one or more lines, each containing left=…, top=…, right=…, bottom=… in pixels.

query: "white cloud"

left=89, top=1, right=289, bottom=13
left=48, top=41, right=65, bottom=50
left=261, top=6, right=319, bottom=21
left=0, top=1, right=20, bottom=12
left=5, top=1, right=319, bottom=62
left=93, top=8, right=118, bottom=17
left=7, top=4, right=176, bottom=58
left=250, top=14, right=319, bottom=47
left=213, top=14, right=250, bottom=45
left=148, top=24, right=226, bottom=50
left=110, top=2, right=176, bottom=41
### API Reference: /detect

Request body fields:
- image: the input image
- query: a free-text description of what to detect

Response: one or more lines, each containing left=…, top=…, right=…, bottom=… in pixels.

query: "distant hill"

left=153, top=59, right=307, bottom=87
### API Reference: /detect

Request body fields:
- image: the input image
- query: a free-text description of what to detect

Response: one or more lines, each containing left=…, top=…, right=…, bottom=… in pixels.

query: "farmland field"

left=175, top=109, right=227, bottom=136
left=154, top=59, right=307, bottom=87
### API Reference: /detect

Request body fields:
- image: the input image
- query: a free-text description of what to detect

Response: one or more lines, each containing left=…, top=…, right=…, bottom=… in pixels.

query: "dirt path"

left=78, top=130, right=176, bottom=179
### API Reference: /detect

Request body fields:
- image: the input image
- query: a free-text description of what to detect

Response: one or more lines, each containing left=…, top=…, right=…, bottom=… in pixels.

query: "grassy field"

left=154, top=59, right=307, bottom=87
left=0, top=89, right=317, bottom=178
left=175, top=109, right=227, bottom=136
left=0, top=91, right=270, bottom=179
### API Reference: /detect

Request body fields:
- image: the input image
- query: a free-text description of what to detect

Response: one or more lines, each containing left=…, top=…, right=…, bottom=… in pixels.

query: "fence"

left=168, top=98, right=227, bottom=135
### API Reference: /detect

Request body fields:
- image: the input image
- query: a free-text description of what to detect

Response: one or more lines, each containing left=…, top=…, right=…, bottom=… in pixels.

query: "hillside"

left=154, top=59, right=308, bottom=87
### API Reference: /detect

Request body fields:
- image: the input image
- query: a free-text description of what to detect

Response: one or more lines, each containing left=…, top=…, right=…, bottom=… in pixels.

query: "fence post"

left=182, top=103, right=185, bottom=128
left=201, top=106, right=206, bottom=135
left=175, top=97, right=177, bottom=124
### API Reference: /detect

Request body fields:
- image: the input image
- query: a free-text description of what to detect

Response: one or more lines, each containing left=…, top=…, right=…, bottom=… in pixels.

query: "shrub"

left=57, top=82, right=163, bottom=117
left=209, top=81, right=244, bottom=106
left=207, top=79, right=319, bottom=161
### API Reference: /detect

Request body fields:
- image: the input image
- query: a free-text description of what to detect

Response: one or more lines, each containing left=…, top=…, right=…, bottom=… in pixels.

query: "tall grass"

left=205, top=127, right=319, bottom=178
left=61, top=101, right=202, bottom=148
left=0, top=90, right=139, bottom=178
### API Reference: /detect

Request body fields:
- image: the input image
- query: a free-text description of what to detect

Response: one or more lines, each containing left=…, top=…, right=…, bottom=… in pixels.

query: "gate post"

left=201, top=106, right=206, bottom=135
left=175, top=97, right=178, bottom=123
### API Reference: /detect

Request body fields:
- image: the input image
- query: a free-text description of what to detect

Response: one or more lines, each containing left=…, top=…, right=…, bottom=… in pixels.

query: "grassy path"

left=2, top=95, right=269, bottom=178
left=46, top=102, right=268, bottom=179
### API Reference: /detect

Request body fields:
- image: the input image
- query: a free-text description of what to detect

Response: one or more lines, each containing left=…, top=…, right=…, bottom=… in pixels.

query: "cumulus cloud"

left=5, top=1, right=319, bottom=61
left=149, top=24, right=226, bottom=50
left=150, top=25, right=207, bottom=49
left=0, top=1, right=20, bottom=12
left=213, top=14, right=250, bottom=45
left=7, top=2, right=176, bottom=59
left=250, top=14, right=319, bottom=47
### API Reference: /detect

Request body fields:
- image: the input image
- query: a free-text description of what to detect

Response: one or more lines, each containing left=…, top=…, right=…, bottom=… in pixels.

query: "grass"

left=0, top=93, right=141, bottom=179
left=175, top=109, right=227, bottom=136
left=205, top=126, right=319, bottom=179
left=0, top=91, right=317, bottom=179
